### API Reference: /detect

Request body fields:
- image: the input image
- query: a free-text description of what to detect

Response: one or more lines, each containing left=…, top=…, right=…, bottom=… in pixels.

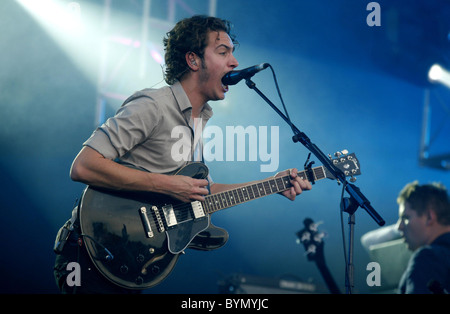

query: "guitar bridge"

left=153, top=206, right=165, bottom=232
left=139, top=207, right=154, bottom=238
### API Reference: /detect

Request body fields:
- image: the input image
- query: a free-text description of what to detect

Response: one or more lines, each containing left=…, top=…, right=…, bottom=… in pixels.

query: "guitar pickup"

left=191, top=201, right=205, bottom=219
left=162, top=204, right=177, bottom=228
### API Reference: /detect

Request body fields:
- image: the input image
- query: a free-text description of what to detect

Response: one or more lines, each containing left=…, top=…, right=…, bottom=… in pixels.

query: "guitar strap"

left=189, top=116, right=212, bottom=194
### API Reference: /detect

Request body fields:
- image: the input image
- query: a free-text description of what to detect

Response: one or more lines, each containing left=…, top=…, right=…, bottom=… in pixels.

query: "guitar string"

left=145, top=167, right=329, bottom=231
left=142, top=161, right=359, bottom=234
left=198, top=167, right=330, bottom=214
left=175, top=168, right=326, bottom=215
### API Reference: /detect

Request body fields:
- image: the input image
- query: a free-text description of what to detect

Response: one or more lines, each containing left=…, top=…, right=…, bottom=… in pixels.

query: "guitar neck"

left=315, top=259, right=342, bottom=294
left=202, top=165, right=332, bottom=214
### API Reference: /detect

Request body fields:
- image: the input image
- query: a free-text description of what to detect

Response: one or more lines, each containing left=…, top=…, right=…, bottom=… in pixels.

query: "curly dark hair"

left=163, top=15, right=238, bottom=85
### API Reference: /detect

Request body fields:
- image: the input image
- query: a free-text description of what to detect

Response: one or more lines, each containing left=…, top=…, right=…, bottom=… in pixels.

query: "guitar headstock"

left=296, top=218, right=326, bottom=262
left=329, top=151, right=361, bottom=182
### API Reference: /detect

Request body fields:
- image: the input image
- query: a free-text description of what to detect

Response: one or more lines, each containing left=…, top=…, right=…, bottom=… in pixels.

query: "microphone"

left=222, top=63, right=269, bottom=86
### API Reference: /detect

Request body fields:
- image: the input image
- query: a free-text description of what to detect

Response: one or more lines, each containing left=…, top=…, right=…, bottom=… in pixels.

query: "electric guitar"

left=79, top=152, right=360, bottom=289
left=296, top=218, right=341, bottom=294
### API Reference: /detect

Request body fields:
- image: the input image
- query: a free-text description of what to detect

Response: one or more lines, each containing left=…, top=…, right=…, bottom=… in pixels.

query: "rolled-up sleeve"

left=84, top=97, right=161, bottom=160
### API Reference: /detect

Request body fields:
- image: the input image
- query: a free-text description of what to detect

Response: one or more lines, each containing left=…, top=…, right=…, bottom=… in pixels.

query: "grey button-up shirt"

left=83, top=81, right=213, bottom=176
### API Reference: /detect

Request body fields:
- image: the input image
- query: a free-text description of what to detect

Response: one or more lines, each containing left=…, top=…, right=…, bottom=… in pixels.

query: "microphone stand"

left=245, top=78, right=385, bottom=294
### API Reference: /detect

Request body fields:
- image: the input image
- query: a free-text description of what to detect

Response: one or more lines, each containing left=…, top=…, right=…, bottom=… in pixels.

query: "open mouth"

left=222, top=83, right=229, bottom=93
left=221, top=72, right=230, bottom=93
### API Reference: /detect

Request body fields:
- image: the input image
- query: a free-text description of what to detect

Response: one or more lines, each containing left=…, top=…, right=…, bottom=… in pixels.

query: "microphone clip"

left=304, top=153, right=316, bottom=185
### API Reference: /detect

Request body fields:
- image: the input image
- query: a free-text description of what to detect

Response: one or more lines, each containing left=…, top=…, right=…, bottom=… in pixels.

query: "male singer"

left=54, top=15, right=312, bottom=294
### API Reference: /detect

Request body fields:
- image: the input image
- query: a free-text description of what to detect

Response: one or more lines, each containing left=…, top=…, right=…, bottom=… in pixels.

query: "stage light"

left=150, top=49, right=164, bottom=65
left=428, top=64, right=450, bottom=88
left=16, top=0, right=85, bottom=35
left=16, top=0, right=169, bottom=120
left=15, top=0, right=100, bottom=83
left=428, top=64, right=443, bottom=81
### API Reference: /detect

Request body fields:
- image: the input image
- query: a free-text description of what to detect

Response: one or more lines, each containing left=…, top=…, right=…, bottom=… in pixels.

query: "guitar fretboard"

left=202, top=166, right=331, bottom=213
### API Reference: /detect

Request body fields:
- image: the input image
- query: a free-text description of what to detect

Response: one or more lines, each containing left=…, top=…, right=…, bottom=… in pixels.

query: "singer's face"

left=397, top=202, right=429, bottom=251
left=198, top=30, right=238, bottom=101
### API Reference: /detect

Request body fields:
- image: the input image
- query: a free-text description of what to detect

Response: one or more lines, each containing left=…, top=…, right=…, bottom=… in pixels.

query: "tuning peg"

left=350, top=176, right=357, bottom=183
left=301, top=232, right=311, bottom=242
left=334, top=149, right=349, bottom=157
left=306, top=244, right=316, bottom=255
left=313, top=233, right=324, bottom=243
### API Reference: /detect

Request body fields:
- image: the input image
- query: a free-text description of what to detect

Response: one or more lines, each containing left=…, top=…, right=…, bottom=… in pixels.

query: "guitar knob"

left=152, top=265, right=160, bottom=274
left=136, top=254, right=145, bottom=263
left=135, top=276, right=144, bottom=285
left=120, top=265, right=129, bottom=274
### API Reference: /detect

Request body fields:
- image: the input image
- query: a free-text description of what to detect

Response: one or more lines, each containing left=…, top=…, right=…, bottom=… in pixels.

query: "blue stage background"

left=0, top=0, right=449, bottom=294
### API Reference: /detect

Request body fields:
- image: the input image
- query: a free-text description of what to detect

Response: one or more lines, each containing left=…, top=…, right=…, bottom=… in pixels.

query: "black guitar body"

left=79, top=162, right=210, bottom=289
left=78, top=153, right=360, bottom=290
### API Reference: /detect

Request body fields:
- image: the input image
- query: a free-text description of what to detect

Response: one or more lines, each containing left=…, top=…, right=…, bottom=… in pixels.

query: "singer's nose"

left=229, top=54, right=239, bottom=69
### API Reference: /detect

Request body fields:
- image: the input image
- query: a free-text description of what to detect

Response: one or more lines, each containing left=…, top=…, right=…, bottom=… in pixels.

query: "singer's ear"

left=186, top=52, right=199, bottom=71
left=425, top=207, right=438, bottom=226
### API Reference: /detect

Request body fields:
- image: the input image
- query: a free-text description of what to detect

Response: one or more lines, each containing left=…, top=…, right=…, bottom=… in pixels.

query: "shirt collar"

left=171, top=80, right=213, bottom=119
